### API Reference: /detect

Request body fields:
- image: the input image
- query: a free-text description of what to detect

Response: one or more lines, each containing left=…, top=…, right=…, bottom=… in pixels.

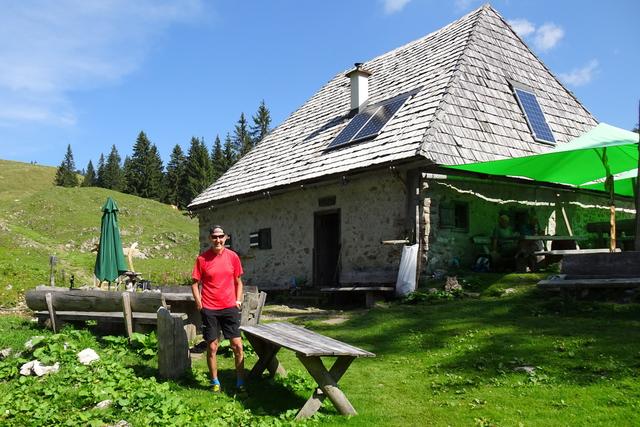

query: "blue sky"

left=0, top=0, right=638, bottom=169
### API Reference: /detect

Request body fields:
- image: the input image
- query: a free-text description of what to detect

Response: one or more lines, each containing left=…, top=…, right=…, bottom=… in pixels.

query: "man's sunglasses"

left=210, top=234, right=225, bottom=240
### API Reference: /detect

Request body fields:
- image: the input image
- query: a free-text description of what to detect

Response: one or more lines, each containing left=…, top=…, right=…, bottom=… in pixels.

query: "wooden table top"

left=241, top=322, right=375, bottom=358
left=522, top=235, right=586, bottom=241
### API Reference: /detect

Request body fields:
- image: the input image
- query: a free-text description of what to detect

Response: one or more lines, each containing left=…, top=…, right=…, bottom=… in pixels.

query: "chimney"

left=345, top=63, right=372, bottom=112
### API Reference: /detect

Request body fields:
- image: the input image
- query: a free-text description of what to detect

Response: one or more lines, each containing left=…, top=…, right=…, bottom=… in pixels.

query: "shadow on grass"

left=306, top=281, right=640, bottom=389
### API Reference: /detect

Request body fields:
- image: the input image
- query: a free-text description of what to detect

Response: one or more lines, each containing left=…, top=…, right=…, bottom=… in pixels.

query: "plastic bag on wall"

left=395, top=244, right=418, bottom=297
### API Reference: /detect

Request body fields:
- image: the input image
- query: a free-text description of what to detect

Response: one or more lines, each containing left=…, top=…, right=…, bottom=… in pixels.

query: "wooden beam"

left=296, top=355, right=356, bottom=417
left=122, top=292, right=133, bottom=339
left=295, top=356, right=354, bottom=419
left=45, top=292, right=58, bottom=333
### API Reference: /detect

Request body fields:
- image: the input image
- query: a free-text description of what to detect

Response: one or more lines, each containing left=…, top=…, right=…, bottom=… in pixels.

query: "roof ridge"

left=417, top=6, right=488, bottom=158
left=357, top=4, right=488, bottom=74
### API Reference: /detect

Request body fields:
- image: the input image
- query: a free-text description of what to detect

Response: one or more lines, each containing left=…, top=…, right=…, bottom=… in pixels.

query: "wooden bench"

left=240, top=321, right=374, bottom=419
left=321, top=270, right=396, bottom=307
left=534, top=248, right=619, bottom=256
left=537, top=251, right=640, bottom=294
left=25, top=287, right=186, bottom=338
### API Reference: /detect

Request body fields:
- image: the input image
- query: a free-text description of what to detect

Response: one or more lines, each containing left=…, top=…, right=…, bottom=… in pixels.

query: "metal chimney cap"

left=345, top=63, right=372, bottom=78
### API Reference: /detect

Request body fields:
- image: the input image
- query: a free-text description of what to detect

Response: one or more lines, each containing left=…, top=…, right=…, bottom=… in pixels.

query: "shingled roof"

left=189, top=5, right=596, bottom=210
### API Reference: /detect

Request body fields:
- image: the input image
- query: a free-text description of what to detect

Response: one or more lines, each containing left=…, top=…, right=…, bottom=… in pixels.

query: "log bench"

left=241, top=321, right=374, bottom=419
left=25, top=287, right=186, bottom=338
left=320, top=286, right=394, bottom=308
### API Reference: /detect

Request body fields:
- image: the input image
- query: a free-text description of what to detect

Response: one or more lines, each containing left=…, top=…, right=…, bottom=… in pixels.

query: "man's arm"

left=235, top=276, right=244, bottom=308
left=191, top=279, right=202, bottom=311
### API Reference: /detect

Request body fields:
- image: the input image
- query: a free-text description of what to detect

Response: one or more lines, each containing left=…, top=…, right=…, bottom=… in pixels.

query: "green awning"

left=444, top=123, right=638, bottom=193
left=94, top=197, right=128, bottom=282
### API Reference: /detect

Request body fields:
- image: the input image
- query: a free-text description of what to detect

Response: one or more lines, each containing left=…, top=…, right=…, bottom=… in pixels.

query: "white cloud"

left=382, top=0, right=412, bottom=14
left=533, top=23, right=564, bottom=52
left=0, top=0, right=204, bottom=126
left=559, top=60, right=599, bottom=87
left=508, top=19, right=535, bottom=38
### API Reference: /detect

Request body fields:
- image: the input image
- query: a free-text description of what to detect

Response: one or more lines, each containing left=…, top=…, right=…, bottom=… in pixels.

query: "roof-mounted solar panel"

left=327, top=89, right=418, bottom=150
left=513, top=87, right=556, bottom=144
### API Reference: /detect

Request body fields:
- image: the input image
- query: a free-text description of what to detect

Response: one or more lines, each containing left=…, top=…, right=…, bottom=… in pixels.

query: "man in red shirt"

left=191, top=225, right=245, bottom=393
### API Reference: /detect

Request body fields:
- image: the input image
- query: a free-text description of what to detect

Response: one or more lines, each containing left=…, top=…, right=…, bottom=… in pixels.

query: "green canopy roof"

left=444, top=123, right=638, bottom=194
left=94, top=197, right=128, bottom=282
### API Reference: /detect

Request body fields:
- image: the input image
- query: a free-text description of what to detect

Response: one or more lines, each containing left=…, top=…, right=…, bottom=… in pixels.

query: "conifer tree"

left=250, top=100, right=272, bottom=145
left=233, top=113, right=253, bottom=158
left=54, top=144, right=80, bottom=187
left=223, top=133, right=236, bottom=171
left=184, top=137, right=213, bottom=205
left=124, top=131, right=164, bottom=200
left=82, top=160, right=96, bottom=187
left=211, top=135, right=225, bottom=181
left=164, top=144, right=187, bottom=208
left=96, top=154, right=106, bottom=188
left=102, top=145, right=124, bottom=191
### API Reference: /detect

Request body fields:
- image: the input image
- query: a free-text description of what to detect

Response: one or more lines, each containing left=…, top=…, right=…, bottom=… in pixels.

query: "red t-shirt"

left=191, top=248, right=243, bottom=310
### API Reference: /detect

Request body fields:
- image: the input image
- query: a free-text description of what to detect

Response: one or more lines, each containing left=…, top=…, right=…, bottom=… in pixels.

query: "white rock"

left=95, top=400, right=112, bottom=409
left=514, top=366, right=536, bottom=374
left=20, top=360, right=60, bottom=376
left=33, top=361, right=60, bottom=376
left=0, top=348, right=11, bottom=359
left=78, top=348, right=100, bottom=365
left=24, top=336, right=45, bottom=350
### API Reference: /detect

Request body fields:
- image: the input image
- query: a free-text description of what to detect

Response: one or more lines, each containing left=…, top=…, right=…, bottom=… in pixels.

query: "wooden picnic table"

left=240, top=321, right=375, bottom=419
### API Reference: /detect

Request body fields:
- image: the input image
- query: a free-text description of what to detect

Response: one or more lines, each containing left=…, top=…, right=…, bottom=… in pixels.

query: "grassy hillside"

left=0, top=159, right=199, bottom=307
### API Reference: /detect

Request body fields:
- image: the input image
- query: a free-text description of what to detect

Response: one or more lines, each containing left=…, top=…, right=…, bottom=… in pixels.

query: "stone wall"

left=422, top=176, right=635, bottom=272
left=195, top=171, right=406, bottom=288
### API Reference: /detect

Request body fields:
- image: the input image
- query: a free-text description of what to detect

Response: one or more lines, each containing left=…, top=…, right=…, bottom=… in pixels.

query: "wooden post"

left=45, top=292, right=58, bottom=333
left=297, top=355, right=357, bottom=417
left=157, top=307, right=191, bottom=379
left=295, top=356, right=354, bottom=419
left=122, top=292, right=133, bottom=339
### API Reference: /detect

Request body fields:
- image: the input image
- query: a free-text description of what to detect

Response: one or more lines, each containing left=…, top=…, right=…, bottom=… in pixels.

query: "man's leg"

left=230, top=336, right=245, bottom=384
left=207, top=339, right=219, bottom=381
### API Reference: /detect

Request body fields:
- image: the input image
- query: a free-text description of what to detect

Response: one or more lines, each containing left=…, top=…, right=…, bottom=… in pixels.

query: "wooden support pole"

left=295, top=356, right=355, bottom=419
left=296, top=355, right=356, bottom=417
left=246, top=334, right=285, bottom=378
left=45, top=292, right=58, bottom=333
left=122, top=292, right=133, bottom=339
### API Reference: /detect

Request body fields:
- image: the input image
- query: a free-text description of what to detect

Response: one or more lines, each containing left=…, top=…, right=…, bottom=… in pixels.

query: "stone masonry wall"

left=195, top=171, right=407, bottom=289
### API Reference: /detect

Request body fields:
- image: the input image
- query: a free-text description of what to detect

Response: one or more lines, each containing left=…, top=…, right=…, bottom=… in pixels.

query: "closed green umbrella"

left=94, top=197, right=128, bottom=283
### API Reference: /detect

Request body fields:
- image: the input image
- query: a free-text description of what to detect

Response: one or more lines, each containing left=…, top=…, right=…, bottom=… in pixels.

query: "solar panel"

left=514, top=88, right=556, bottom=143
left=327, top=91, right=414, bottom=150
left=353, top=97, right=408, bottom=141
left=327, top=109, right=374, bottom=149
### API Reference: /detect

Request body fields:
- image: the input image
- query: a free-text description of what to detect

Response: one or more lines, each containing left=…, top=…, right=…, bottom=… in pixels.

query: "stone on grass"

left=0, top=348, right=11, bottom=359
left=24, top=336, right=45, bottom=350
left=78, top=348, right=100, bottom=365
left=514, top=366, right=536, bottom=374
left=20, top=360, right=60, bottom=376
left=95, top=400, right=112, bottom=409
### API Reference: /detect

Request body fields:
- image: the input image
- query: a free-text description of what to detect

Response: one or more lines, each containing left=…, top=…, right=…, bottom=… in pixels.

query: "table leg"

left=245, top=334, right=286, bottom=378
left=295, top=355, right=356, bottom=419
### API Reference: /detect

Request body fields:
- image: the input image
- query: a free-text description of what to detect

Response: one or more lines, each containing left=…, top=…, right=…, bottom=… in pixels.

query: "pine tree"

left=211, top=135, right=225, bottom=181
left=96, top=154, right=106, bottom=188
left=184, top=137, right=213, bottom=205
left=233, top=113, right=253, bottom=158
left=82, top=160, right=96, bottom=187
left=250, top=100, right=272, bottom=145
left=164, top=144, right=187, bottom=208
left=102, top=145, right=124, bottom=191
left=54, top=144, right=80, bottom=187
left=124, top=131, right=164, bottom=200
left=223, top=133, right=236, bottom=171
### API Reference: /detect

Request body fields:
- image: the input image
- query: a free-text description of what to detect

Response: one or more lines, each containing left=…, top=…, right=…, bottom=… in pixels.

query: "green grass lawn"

left=1, top=275, right=639, bottom=426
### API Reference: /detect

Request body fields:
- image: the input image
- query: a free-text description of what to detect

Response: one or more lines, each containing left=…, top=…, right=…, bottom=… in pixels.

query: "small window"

left=440, top=201, right=469, bottom=231
left=512, top=85, right=556, bottom=144
left=249, top=228, right=272, bottom=250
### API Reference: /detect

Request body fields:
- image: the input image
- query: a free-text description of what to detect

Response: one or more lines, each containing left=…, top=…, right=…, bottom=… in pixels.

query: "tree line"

left=54, top=101, right=272, bottom=209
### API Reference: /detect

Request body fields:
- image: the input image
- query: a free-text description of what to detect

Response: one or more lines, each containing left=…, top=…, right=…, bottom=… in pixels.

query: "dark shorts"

left=200, top=306, right=241, bottom=342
